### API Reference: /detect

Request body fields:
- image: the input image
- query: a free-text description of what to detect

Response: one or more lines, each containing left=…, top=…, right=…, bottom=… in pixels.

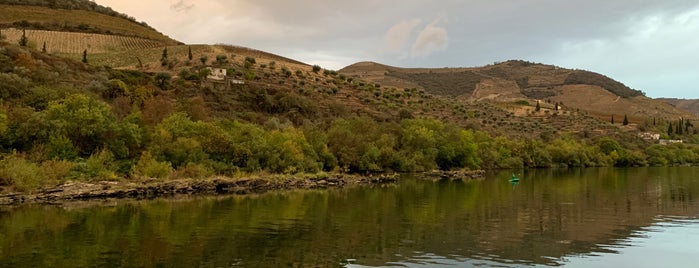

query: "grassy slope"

left=659, top=99, right=699, bottom=117
left=0, top=4, right=178, bottom=43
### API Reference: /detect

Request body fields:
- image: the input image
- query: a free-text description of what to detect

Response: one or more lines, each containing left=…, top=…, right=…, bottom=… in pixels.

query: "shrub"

left=215, top=54, right=228, bottom=65
left=154, top=72, right=172, bottom=90
left=170, top=162, right=213, bottom=180
left=312, top=65, right=321, bottom=73
left=0, top=153, right=42, bottom=192
left=132, top=151, right=172, bottom=179
left=71, top=149, right=119, bottom=181
left=244, top=56, right=256, bottom=64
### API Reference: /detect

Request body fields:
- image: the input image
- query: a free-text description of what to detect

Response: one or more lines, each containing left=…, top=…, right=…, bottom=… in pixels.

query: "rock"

left=424, top=170, right=486, bottom=181
left=0, top=173, right=399, bottom=205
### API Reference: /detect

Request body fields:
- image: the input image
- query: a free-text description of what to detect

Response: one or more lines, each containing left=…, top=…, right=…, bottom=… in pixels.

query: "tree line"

left=3, top=92, right=699, bottom=192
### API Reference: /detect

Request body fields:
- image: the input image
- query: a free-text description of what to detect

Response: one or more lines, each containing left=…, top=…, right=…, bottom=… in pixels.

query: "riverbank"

left=0, top=170, right=488, bottom=205
left=0, top=173, right=401, bottom=205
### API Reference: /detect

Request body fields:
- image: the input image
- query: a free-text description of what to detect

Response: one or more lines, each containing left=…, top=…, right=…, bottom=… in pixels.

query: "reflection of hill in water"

left=1, top=168, right=698, bottom=267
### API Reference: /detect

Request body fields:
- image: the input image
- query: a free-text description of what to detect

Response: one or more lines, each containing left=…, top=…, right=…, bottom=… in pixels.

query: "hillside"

left=659, top=98, right=699, bottom=116
left=0, top=1, right=179, bottom=55
left=0, top=0, right=174, bottom=41
left=339, top=60, right=694, bottom=123
left=2, top=2, right=699, bottom=194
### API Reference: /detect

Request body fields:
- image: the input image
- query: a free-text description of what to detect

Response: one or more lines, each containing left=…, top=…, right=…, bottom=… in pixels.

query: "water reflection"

left=0, top=167, right=698, bottom=267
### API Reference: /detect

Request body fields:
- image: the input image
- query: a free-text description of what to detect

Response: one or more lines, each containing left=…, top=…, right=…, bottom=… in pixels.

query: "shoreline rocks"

left=424, top=170, right=487, bottom=181
left=0, top=173, right=399, bottom=205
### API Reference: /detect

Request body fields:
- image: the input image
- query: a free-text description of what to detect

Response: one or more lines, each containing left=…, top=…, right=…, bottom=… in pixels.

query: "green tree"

left=149, top=113, right=207, bottom=168
left=327, top=117, right=398, bottom=172
left=132, top=150, right=172, bottom=179
left=312, top=65, right=321, bottom=73
left=399, top=118, right=441, bottom=171
left=611, top=115, right=615, bottom=124
left=188, top=46, right=193, bottom=61
left=82, top=49, right=88, bottom=63
left=535, top=101, right=541, bottom=112
left=155, top=72, right=172, bottom=90
left=668, top=123, right=673, bottom=136
left=19, top=29, right=28, bottom=47
left=200, top=55, right=208, bottom=65
left=215, top=54, right=228, bottom=65
left=45, top=94, right=117, bottom=157
left=623, top=114, right=629, bottom=125
left=161, top=47, right=168, bottom=66
left=42, top=42, right=47, bottom=53
left=264, top=127, right=320, bottom=173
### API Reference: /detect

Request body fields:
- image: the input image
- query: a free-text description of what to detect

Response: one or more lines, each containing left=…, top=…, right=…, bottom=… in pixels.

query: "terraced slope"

left=0, top=4, right=177, bottom=43
left=1, top=28, right=167, bottom=54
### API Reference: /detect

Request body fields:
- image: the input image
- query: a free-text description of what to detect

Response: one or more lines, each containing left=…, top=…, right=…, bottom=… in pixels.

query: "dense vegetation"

left=1, top=40, right=699, bottom=193
left=564, top=70, right=644, bottom=98
left=387, top=70, right=485, bottom=96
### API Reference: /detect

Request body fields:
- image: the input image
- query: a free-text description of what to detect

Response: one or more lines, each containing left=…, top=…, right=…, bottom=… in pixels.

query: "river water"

left=1, top=167, right=698, bottom=267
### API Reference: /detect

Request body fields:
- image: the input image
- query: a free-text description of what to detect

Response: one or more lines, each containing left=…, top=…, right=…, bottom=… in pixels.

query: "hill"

left=0, top=1, right=179, bottom=56
left=339, top=60, right=693, bottom=123
left=0, top=0, right=173, bottom=41
left=2, top=2, right=699, bottom=194
left=659, top=98, right=699, bottom=116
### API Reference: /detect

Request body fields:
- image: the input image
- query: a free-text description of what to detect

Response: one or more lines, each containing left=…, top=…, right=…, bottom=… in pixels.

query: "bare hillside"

left=659, top=99, right=699, bottom=116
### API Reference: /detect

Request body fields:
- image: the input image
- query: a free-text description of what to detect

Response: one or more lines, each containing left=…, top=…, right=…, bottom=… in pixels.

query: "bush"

left=244, top=56, right=256, bottom=64
left=154, top=72, right=172, bottom=90
left=170, top=162, right=213, bottom=180
left=71, top=149, right=119, bottom=181
left=132, top=151, right=172, bottom=179
left=215, top=54, right=228, bottom=65
left=0, top=153, right=42, bottom=192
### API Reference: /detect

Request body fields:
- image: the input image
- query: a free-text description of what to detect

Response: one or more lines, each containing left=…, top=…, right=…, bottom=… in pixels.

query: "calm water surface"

left=1, top=167, right=698, bottom=267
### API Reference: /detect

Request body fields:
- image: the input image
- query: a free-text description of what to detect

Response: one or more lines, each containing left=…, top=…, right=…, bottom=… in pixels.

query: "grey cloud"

left=96, top=0, right=699, bottom=97
left=385, top=19, right=422, bottom=52
left=170, top=0, right=194, bottom=12
left=411, top=19, right=449, bottom=58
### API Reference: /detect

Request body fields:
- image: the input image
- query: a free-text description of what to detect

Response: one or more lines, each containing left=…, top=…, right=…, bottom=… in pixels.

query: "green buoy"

left=509, top=173, right=520, bottom=182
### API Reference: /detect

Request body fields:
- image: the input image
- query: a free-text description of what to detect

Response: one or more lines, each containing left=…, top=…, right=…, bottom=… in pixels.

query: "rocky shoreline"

left=424, top=169, right=487, bottom=181
left=0, top=173, right=399, bottom=205
left=0, top=170, right=487, bottom=205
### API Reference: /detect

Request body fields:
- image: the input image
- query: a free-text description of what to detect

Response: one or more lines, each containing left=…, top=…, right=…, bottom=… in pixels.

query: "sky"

left=94, top=0, right=699, bottom=99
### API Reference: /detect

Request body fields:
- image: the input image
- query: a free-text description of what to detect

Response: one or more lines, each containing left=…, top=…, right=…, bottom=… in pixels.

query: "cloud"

left=411, top=19, right=449, bottom=58
left=385, top=19, right=422, bottom=51
left=92, top=0, right=699, bottom=97
left=170, top=0, right=194, bottom=12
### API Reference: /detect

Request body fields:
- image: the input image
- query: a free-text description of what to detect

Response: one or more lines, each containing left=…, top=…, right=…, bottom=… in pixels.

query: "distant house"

left=639, top=132, right=661, bottom=140
left=202, top=67, right=245, bottom=90
left=206, top=67, right=226, bottom=81
left=659, top=139, right=683, bottom=145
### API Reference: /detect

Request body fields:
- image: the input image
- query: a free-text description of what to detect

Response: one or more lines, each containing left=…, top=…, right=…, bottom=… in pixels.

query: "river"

left=1, top=167, right=698, bottom=267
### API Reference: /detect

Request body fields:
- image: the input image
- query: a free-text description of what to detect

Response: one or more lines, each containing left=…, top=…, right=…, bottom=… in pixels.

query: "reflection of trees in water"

left=1, top=167, right=699, bottom=267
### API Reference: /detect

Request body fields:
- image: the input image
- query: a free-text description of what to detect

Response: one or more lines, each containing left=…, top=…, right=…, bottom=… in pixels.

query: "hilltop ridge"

left=340, top=60, right=689, bottom=122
